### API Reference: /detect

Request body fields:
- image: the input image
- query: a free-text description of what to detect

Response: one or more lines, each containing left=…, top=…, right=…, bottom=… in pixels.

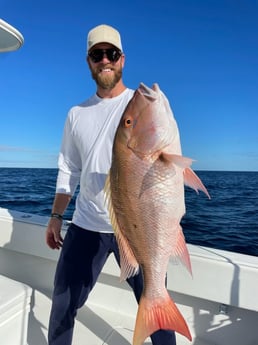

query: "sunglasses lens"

left=107, top=49, right=121, bottom=62
left=89, top=49, right=121, bottom=63
left=89, top=50, right=103, bottom=63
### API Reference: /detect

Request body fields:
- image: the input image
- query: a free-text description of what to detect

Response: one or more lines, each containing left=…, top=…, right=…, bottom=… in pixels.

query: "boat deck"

left=28, top=289, right=203, bottom=345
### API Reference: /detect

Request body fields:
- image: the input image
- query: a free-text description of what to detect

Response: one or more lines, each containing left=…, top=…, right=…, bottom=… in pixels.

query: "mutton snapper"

left=105, top=83, right=210, bottom=344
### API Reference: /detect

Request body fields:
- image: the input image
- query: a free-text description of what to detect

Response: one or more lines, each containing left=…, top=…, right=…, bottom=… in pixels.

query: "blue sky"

left=1, top=0, right=257, bottom=171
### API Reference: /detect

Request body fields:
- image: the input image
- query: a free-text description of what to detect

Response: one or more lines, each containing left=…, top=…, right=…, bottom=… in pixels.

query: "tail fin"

left=133, top=292, right=192, bottom=345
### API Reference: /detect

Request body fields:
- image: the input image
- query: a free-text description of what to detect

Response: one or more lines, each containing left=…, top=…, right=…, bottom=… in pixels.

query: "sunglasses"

left=88, top=48, right=122, bottom=63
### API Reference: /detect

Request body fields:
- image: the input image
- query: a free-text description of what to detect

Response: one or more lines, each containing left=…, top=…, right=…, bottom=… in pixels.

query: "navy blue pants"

left=48, top=223, right=176, bottom=345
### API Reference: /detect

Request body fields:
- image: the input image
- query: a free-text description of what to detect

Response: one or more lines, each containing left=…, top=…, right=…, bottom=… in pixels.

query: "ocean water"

left=0, top=168, right=257, bottom=257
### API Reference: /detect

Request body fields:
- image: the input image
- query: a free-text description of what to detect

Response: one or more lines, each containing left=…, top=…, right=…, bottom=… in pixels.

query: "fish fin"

left=160, top=154, right=210, bottom=198
left=139, top=82, right=158, bottom=100
left=116, top=230, right=140, bottom=281
left=133, top=292, right=192, bottom=345
left=104, top=173, right=139, bottom=281
left=174, top=226, right=192, bottom=276
left=104, top=171, right=112, bottom=209
left=159, top=152, right=193, bottom=167
left=104, top=172, right=122, bottom=238
left=169, top=154, right=193, bottom=168
left=183, top=167, right=211, bottom=199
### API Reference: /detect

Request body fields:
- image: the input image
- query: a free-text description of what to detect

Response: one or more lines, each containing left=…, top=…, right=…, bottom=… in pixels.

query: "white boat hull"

left=0, top=207, right=257, bottom=345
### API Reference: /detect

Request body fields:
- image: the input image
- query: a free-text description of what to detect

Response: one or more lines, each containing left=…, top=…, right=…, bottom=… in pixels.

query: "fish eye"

left=124, top=116, right=133, bottom=128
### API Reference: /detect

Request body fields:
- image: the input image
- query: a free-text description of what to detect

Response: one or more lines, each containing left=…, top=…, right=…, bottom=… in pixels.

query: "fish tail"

left=133, top=292, right=192, bottom=345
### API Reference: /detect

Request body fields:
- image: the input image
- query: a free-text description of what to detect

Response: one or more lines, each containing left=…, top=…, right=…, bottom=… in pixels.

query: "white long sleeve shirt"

left=56, top=88, right=134, bottom=233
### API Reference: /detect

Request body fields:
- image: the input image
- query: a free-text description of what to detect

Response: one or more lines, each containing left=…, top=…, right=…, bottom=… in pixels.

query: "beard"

left=90, top=63, right=123, bottom=90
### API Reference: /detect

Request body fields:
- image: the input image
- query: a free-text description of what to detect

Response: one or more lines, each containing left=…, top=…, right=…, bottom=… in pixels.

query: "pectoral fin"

left=161, top=153, right=210, bottom=199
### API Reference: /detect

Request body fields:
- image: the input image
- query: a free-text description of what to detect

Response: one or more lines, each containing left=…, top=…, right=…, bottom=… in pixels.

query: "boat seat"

left=0, top=275, right=32, bottom=345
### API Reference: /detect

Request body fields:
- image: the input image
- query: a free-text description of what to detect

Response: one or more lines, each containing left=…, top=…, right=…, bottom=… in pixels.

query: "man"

left=46, top=24, right=176, bottom=345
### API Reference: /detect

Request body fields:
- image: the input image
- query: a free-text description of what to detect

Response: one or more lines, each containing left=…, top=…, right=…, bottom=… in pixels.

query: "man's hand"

left=46, top=217, right=64, bottom=250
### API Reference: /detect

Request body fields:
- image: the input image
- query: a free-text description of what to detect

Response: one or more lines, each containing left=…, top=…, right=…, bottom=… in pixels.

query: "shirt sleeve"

left=56, top=110, right=81, bottom=196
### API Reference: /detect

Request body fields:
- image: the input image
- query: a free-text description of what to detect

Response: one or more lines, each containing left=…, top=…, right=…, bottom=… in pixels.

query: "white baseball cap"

left=87, top=24, right=123, bottom=52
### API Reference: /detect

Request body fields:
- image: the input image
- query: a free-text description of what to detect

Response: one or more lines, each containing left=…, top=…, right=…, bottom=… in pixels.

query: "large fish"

left=105, top=83, right=210, bottom=344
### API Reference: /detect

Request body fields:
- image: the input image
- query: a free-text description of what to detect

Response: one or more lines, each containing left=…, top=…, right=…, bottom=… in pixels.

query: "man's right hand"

left=46, top=217, right=64, bottom=250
